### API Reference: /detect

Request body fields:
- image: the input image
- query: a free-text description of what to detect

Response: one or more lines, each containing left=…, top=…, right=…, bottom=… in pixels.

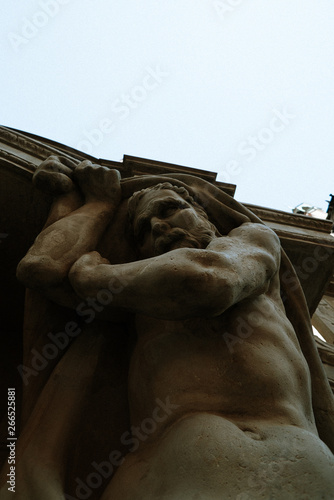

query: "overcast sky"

left=2, top=1, right=334, bottom=213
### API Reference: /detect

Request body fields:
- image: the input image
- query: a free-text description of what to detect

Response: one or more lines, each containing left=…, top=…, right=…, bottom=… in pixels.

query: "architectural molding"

left=0, top=127, right=65, bottom=161
left=246, top=203, right=333, bottom=234
left=312, top=298, right=334, bottom=344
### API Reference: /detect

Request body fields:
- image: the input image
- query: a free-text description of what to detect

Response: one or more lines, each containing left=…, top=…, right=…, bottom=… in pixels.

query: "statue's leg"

left=102, top=413, right=334, bottom=500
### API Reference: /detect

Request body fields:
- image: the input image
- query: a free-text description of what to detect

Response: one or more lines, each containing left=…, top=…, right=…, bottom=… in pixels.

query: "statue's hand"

left=73, top=161, right=121, bottom=207
left=33, top=155, right=78, bottom=194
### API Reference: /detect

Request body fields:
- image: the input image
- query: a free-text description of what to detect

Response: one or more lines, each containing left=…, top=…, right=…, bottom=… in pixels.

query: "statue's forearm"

left=69, top=226, right=279, bottom=321
left=69, top=248, right=238, bottom=320
left=17, top=202, right=116, bottom=290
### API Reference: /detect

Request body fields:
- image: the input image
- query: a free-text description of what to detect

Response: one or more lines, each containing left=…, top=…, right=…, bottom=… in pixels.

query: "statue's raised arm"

left=17, top=156, right=122, bottom=308
left=69, top=220, right=281, bottom=320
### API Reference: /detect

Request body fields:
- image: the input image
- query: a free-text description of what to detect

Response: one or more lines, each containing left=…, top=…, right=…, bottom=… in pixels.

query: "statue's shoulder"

left=211, top=222, right=280, bottom=254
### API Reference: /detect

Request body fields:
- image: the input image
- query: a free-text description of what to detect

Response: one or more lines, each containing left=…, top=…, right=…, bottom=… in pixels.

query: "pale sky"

left=2, top=1, right=334, bottom=213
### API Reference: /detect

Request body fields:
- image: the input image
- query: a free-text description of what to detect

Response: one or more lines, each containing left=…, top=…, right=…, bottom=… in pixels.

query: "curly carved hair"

left=127, top=182, right=220, bottom=241
left=128, top=182, right=208, bottom=223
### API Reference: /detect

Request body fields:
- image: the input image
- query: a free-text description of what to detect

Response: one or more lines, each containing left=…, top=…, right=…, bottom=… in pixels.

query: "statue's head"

left=128, top=182, right=219, bottom=258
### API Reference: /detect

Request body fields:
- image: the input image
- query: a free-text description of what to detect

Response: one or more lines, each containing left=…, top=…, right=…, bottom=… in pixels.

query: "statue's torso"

left=129, top=292, right=314, bottom=432
left=103, top=291, right=334, bottom=499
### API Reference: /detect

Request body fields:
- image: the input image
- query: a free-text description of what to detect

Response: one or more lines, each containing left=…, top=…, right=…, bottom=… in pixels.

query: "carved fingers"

left=34, top=156, right=122, bottom=207
left=73, top=161, right=122, bottom=206
left=33, top=155, right=78, bottom=194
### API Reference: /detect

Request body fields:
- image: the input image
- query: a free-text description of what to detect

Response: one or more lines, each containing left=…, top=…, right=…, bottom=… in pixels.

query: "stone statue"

left=1, top=156, right=334, bottom=499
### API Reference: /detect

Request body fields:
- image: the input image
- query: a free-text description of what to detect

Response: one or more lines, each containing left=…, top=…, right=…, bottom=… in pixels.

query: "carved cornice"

left=0, top=148, right=36, bottom=176
left=271, top=227, right=334, bottom=248
left=0, top=127, right=237, bottom=196
left=0, top=127, right=61, bottom=160
left=122, top=156, right=236, bottom=196
left=246, top=204, right=332, bottom=235
left=123, top=155, right=218, bottom=182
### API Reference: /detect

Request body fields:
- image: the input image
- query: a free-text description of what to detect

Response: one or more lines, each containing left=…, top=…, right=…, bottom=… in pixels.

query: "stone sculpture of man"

left=1, top=156, right=334, bottom=499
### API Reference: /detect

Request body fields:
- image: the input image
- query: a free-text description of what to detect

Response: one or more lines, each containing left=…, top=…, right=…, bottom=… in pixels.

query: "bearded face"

left=131, top=189, right=217, bottom=258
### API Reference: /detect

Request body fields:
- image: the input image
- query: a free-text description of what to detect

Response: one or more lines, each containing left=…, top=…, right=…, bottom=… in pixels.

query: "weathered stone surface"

left=1, top=128, right=334, bottom=499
